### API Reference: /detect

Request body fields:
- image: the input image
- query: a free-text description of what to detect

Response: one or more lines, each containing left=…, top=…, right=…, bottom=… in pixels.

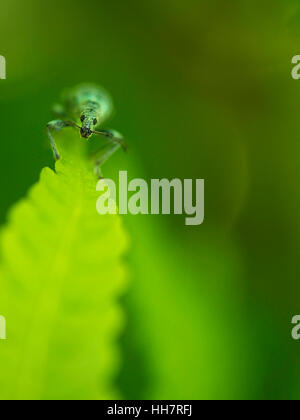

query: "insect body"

left=46, top=84, right=126, bottom=178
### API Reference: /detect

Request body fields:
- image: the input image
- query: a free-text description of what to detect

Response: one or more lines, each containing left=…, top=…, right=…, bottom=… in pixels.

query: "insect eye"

left=80, top=115, right=85, bottom=122
left=93, top=118, right=98, bottom=125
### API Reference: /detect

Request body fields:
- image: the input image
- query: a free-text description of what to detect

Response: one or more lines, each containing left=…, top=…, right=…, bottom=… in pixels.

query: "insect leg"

left=92, top=141, right=121, bottom=179
left=46, top=120, right=79, bottom=160
left=93, top=129, right=127, bottom=151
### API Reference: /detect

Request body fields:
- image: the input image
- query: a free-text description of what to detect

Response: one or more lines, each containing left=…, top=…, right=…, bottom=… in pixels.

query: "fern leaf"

left=0, top=133, right=128, bottom=400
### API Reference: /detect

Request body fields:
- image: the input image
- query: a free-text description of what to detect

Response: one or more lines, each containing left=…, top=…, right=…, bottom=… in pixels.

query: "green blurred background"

left=1, top=0, right=300, bottom=400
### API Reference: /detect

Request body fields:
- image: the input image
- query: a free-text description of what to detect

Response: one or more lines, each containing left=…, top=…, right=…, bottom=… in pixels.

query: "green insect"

left=46, top=84, right=127, bottom=178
